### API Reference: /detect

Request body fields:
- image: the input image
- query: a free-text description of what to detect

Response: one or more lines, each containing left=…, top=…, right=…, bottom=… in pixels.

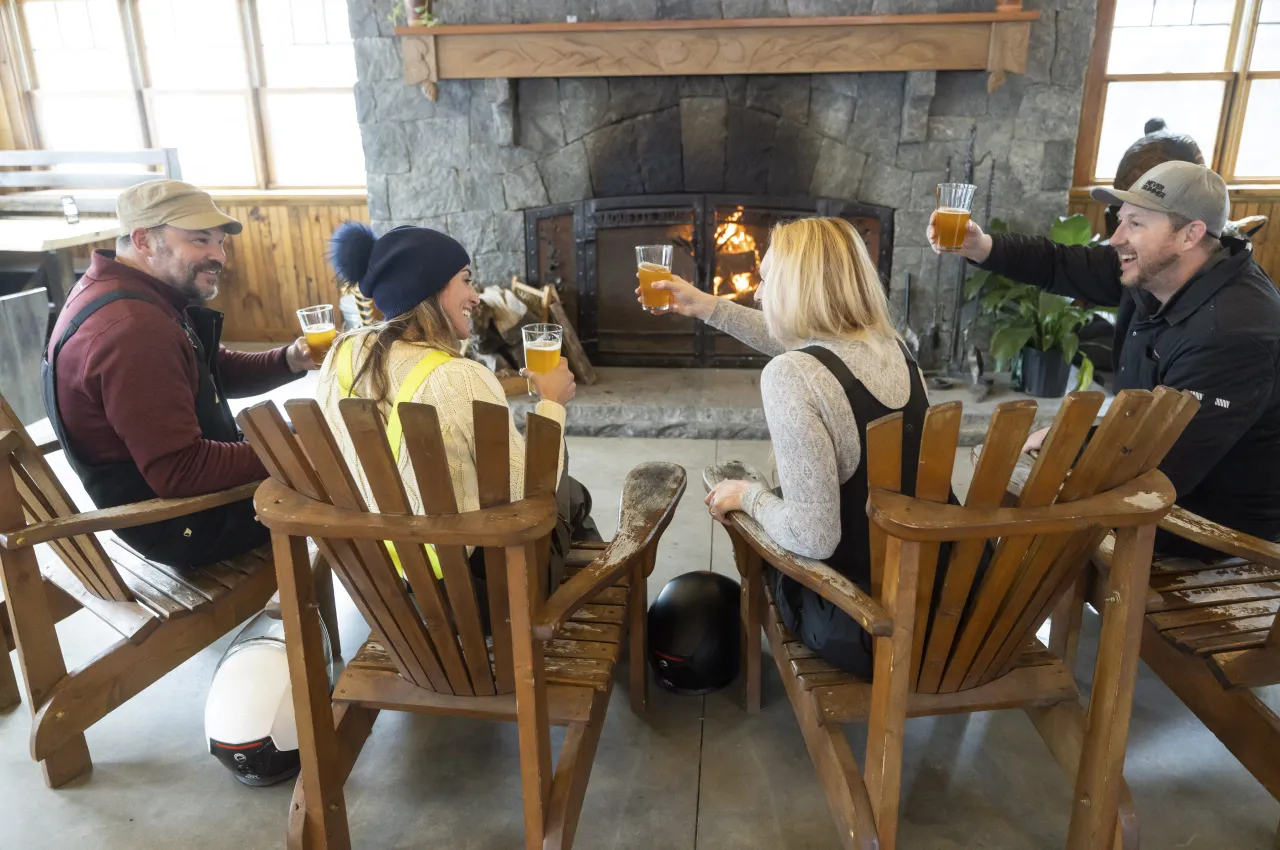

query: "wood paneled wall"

left=1068, top=191, right=1280, bottom=284
left=71, top=194, right=370, bottom=342
left=212, top=196, right=369, bottom=341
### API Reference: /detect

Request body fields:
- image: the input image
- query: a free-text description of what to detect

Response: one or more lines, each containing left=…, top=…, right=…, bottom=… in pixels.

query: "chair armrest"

left=534, top=462, right=687, bottom=640
left=0, top=481, right=262, bottom=549
left=869, top=468, right=1176, bottom=542
left=0, top=430, right=20, bottom=457
left=254, top=478, right=559, bottom=546
left=703, top=461, right=891, bottom=638
left=1157, top=506, right=1280, bottom=571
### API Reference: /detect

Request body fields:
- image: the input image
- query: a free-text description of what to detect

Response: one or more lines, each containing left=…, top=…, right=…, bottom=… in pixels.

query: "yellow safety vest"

left=336, top=336, right=454, bottom=580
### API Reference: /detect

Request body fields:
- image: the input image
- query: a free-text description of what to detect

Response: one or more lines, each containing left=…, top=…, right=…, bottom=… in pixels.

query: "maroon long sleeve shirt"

left=48, top=251, right=302, bottom=498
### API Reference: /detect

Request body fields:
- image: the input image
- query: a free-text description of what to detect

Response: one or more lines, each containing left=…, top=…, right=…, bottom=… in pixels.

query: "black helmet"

left=648, top=571, right=741, bottom=695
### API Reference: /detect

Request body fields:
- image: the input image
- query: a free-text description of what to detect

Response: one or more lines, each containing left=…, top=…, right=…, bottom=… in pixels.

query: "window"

left=8, top=0, right=365, bottom=189
left=1080, top=0, right=1280, bottom=183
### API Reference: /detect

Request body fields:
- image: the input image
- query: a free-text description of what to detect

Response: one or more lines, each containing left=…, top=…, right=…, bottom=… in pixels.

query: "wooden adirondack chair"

left=238, top=396, right=686, bottom=850
left=707, top=386, right=1199, bottom=850
left=0, top=391, right=339, bottom=788
left=1037, top=470, right=1280, bottom=837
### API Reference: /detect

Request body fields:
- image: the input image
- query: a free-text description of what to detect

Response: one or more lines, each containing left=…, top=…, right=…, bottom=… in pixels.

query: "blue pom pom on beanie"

left=328, top=222, right=471, bottom=320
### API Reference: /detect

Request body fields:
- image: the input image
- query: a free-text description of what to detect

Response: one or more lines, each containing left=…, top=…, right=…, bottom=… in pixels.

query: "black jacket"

left=980, top=233, right=1280, bottom=545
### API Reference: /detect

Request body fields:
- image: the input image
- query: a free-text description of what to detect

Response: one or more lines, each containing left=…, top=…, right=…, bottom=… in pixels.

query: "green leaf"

left=964, top=268, right=992, bottom=300
left=990, top=323, right=1036, bottom=370
left=1060, top=331, right=1078, bottom=366
left=1050, top=214, right=1095, bottom=246
left=1038, top=290, right=1067, bottom=321
left=989, top=217, right=1010, bottom=235
left=1076, top=355, right=1095, bottom=391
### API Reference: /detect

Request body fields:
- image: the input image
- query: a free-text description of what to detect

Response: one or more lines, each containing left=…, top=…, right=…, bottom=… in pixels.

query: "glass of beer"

left=296, top=305, right=337, bottom=361
left=934, top=183, right=978, bottom=252
left=522, top=323, right=563, bottom=395
left=636, top=245, right=674, bottom=313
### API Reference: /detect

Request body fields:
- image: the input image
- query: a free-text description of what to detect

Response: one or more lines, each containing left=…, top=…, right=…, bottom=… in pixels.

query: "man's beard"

left=177, top=263, right=222, bottom=303
left=154, top=242, right=222, bottom=303
left=1121, top=249, right=1179, bottom=292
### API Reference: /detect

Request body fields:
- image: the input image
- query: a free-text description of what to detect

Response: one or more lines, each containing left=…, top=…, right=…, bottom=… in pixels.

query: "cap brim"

left=166, top=210, right=243, bottom=235
left=1089, top=186, right=1175, bottom=216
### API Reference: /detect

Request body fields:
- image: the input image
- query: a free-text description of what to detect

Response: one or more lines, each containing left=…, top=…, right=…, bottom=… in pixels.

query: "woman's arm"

left=740, top=356, right=845, bottom=559
left=645, top=275, right=786, bottom=357
left=704, top=299, right=787, bottom=357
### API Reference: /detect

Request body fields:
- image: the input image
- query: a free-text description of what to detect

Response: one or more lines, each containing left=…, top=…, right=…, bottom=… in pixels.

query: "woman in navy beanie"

left=314, top=222, right=598, bottom=609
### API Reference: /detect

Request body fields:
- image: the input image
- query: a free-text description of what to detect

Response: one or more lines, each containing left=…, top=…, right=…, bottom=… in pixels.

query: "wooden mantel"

left=396, top=6, right=1039, bottom=101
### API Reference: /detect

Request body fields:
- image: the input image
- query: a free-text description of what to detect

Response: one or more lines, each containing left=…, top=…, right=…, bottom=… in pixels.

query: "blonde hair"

left=760, top=217, right=896, bottom=348
left=339, top=296, right=461, bottom=407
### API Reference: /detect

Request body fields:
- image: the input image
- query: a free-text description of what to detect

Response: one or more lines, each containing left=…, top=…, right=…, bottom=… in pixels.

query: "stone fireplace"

left=525, top=194, right=892, bottom=367
left=347, top=0, right=1095, bottom=370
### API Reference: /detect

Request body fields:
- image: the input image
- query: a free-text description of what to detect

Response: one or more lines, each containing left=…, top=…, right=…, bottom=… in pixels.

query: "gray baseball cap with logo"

left=1091, top=161, right=1229, bottom=237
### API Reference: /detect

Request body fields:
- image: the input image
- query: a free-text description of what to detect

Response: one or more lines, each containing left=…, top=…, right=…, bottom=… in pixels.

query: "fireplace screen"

left=524, top=194, right=893, bottom=368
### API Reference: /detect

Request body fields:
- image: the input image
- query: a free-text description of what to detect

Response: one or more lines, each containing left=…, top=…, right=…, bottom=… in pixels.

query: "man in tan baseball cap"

left=41, top=179, right=317, bottom=568
left=925, top=161, right=1280, bottom=560
left=114, top=179, right=245, bottom=303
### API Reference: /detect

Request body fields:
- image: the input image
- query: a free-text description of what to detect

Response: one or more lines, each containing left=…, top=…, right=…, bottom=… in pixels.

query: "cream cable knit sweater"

left=316, top=333, right=566, bottom=518
left=706, top=299, right=915, bottom=561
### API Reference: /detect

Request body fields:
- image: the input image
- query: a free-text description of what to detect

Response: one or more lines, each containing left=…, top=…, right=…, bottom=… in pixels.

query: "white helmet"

left=205, top=610, right=333, bottom=786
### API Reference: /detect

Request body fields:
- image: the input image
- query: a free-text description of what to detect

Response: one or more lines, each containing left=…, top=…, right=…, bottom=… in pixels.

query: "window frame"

left=1, top=0, right=363, bottom=191
left=1075, top=0, right=1280, bottom=187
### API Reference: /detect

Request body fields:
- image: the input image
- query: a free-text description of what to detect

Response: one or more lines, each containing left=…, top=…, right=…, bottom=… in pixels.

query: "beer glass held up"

left=636, top=245, right=674, bottom=313
left=296, top=304, right=337, bottom=361
left=934, top=183, right=978, bottom=252
left=522, top=323, right=563, bottom=396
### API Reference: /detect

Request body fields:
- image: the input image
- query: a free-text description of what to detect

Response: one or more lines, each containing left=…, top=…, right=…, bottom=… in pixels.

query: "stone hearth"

left=347, top=0, right=1096, bottom=368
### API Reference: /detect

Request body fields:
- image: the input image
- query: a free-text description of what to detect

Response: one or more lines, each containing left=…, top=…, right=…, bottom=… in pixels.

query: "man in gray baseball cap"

left=927, top=161, right=1280, bottom=557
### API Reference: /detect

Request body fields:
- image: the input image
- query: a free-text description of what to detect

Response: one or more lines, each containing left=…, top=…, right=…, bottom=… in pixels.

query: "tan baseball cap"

left=1091, top=161, right=1229, bottom=237
left=116, top=179, right=243, bottom=235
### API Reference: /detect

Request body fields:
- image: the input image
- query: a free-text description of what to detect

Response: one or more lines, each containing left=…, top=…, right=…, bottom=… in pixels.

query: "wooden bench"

left=0, top=390, right=338, bottom=788
left=711, top=386, right=1197, bottom=850
left=240, top=397, right=686, bottom=849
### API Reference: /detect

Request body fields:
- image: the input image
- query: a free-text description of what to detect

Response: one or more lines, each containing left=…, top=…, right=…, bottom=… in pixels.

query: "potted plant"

left=964, top=214, right=1107, bottom=397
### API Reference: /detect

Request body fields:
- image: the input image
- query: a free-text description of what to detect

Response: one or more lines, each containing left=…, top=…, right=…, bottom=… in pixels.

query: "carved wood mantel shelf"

left=395, top=5, right=1039, bottom=102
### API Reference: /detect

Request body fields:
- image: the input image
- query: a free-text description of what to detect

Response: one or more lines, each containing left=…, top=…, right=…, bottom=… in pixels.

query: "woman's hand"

left=705, top=479, right=752, bottom=525
left=523, top=357, right=576, bottom=406
left=635, top=273, right=718, bottom=321
left=1022, top=426, right=1050, bottom=455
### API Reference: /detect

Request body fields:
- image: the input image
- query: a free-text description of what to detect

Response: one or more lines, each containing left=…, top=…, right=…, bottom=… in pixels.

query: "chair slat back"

left=400, top=403, right=495, bottom=696
left=277, top=400, right=443, bottom=691
left=868, top=388, right=1197, bottom=697
left=339, top=398, right=475, bottom=696
left=0, top=392, right=132, bottom=602
left=239, top=398, right=561, bottom=698
left=473, top=400, right=516, bottom=694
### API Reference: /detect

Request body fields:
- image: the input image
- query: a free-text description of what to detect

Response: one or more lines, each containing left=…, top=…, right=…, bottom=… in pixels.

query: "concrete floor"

left=4, top=399, right=1280, bottom=847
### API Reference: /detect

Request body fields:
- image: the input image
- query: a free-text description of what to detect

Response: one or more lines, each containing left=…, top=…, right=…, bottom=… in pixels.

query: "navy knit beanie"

left=329, top=222, right=471, bottom=319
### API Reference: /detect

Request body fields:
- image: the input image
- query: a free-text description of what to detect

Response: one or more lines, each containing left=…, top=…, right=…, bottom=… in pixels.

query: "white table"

left=0, top=216, right=124, bottom=310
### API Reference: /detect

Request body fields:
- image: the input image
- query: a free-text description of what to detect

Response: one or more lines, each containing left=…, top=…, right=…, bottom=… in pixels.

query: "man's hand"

left=927, top=211, right=994, bottom=263
left=285, top=337, right=321, bottom=372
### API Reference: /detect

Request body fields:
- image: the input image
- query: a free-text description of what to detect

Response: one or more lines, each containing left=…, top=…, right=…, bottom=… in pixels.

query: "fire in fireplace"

left=524, top=194, right=893, bottom=368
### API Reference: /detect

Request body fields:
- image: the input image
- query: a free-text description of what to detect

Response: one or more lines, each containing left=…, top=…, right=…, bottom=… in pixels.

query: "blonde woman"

left=318, top=223, right=598, bottom=618
left=647, top=217, right=930, bottom=676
